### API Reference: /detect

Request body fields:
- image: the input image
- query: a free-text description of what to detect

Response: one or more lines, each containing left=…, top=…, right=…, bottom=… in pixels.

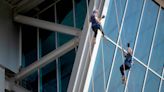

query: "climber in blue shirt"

left=120, top=43, right=133, bottom=83
left=90, top=9, right=105, bottom=38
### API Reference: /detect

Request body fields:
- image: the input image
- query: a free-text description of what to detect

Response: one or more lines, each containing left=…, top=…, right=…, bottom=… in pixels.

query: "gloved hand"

left=102, top=15, right=105, bottom=18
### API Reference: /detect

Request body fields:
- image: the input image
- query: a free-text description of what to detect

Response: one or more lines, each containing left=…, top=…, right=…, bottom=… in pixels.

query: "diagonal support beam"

left=14, top=38, right=79, bottom=81
left=5, top=79, right=31, bottom=92
left=14, top=15, right=81, bottom=36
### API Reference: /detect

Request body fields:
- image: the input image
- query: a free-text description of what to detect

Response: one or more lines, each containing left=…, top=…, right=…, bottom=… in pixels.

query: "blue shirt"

left=90, top=14, right=101, bottom=28
left=124, top=53, right=132, bottom=67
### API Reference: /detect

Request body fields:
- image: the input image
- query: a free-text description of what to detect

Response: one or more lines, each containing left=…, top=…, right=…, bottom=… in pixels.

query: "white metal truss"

left=14, top=38, right=79, bottom=81
left=83, top=30, right=103, bottom=92
left=14, top=15, right=81, bottom=37
left=67, top=0, right=95, bottom=91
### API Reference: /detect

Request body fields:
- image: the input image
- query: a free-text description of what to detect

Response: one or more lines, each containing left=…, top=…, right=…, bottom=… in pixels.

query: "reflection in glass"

left=92, top=39, right=105, bottom=92
left=21, top=72, right=38, bottom=92
left=126, top=60, right=146, bottom=92
left=104, top=0, right=127, bottom=42
left=60, top=49, right=76, bottom=92
left=144, top=70, right=160, bottom=92
left=41, top=61, right=57, bottom=92
left=22, top=25, right=37, bottom=67
left=135, top=0, right=159, bottom=64
left=103, top=38, right=116, bottom=86
left=75, top=0, right=87, bottom=29
left=107, top=49, right=125, bottom=92
left=149, top=10, right=164, bottom=76
left=120, top=0, right=144, bottom=49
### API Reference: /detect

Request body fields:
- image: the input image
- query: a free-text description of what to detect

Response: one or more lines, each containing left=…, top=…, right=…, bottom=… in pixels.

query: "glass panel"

left=103, top=38, right=116, bottom=85
left=144, top=70, right=160, bottom=92
left=135, top=0, right=159, bottom=64
left=120, top=0, right=144, bottom=49
left=107, top=49, right=126, bottom=92
left=57, top=0, right=74, bottom=46
left=56, top=1, right=76, bottom=91
left=56, top=0, right=73, bottom=26
left=39, top=30, right=56, bottom=57
left=88, top=79, right=93, bottom=92
left=149, top=9, right=164, bottom=76
left=60, top=49, right=76, bottom=92
left=21, top=72, right=38, bottom=92
left=22, top=25, right=37, bottom=67
left=41, top=61, right=57, bottom=92
left=104, top=0, right=127, bottom=42
left=39, top=6, right=55, bottom=22
left=75, top=0, right=87, bottom=29
left=92, top=39, right=105, bottom=92
left=126, top=60, right=146, bottom=92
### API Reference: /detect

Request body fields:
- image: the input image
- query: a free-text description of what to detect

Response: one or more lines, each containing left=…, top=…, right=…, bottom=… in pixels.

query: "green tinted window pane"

left=39, top=6, right=55, bottom=22
left=135, top=0, right=159, bottom=64
left=57, top=0, right=73, bottom=26
left=39, top=30, right=56, bottom=57
left=21, top=72, right=38, bottom=92
left=144, top=70, right=160, bottom=92
left=126, top=61, right=146, bottom=92
left=22, top=25, right=37, bottom=67
left=60, top=49, right=76, bottom=92
left=41, top=61, right=57, bottom=92
left=149, top=10, right=164, bottom=76
left=75, top=0, right=87, bottom=29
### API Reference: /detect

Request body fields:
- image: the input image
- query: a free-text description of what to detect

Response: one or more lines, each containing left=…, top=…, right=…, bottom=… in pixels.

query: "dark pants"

left=120, top=64, right=130, bottom=76
left=92, top=25, right=103, bottom=37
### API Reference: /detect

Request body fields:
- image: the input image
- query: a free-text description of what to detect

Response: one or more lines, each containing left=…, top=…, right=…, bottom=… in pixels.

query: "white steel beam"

left=14, top=15, right=81, bottom=36
left=67, top=0, right=95, bottom=91
left=14, top=38, right=79, bottom=81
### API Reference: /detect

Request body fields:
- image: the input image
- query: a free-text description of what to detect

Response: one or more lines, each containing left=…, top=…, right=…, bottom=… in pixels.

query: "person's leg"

left=120, top=65, right=125, bottom=76
left=125, top=64, right=130, bottom=70
left=92, top=27, right=98, bottom=37
left=99, top=25, right=104, bottom=36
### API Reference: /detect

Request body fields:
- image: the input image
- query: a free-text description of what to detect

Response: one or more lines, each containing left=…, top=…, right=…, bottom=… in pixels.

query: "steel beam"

left=5, top=79, right=31, bottom=92
left=14, top=38, right=79, bottom=81
left=15, top=0, right=44, bottom=13
left=14, top=15, right=81, bottom=36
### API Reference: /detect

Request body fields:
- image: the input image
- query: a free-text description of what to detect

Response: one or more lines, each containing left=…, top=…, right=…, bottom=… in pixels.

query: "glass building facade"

left=20, top=0, right=87, bottom=92
left=9, top=0, right=163, bottom=92
left=87, top=0, right=164, bottom=92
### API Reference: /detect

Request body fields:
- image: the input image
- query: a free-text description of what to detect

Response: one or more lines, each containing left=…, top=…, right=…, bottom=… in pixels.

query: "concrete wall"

left=0, top=67, right=5, bottom=92
left=0, top=0, right=19, bottom=73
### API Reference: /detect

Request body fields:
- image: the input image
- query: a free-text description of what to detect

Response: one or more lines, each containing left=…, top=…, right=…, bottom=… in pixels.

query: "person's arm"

left=123, top=51, right=127, bottom=57
left=95, top=16, right=101, bottom=24
left=95, top=15, right=105, bottom=24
